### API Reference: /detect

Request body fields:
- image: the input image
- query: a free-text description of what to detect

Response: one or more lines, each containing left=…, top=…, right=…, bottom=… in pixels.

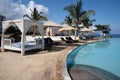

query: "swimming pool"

left=67, top=38, right=120, bottom=79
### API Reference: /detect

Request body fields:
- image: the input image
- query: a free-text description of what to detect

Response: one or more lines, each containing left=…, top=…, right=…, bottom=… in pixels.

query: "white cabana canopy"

left=80, top=27, right=95, bottom=33
left=43, top=20, right=62, bottom=36
left=58, top=25, right=76, bottom=31
left=58, top=25, right=77, bottom=36
left=1, top=19, right=44, bottom=55
left=43, top=20, right=61, bottom=27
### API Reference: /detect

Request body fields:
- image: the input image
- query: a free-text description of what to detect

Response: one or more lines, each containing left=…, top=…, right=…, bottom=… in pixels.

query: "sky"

left=0, top=0, right=120, bottom=34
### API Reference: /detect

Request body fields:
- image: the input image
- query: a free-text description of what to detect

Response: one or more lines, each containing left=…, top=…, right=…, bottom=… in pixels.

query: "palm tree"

left=95, top=24, right=111, bottom=35
left=64, top=0, right=85, bottom=37
left=63, top=16, right=73, bottom=26
left=64, top=0, right=84, bottom=27
left=23, top=7, right=47, bottom=36
left=81, top=10, right=95, bottom=28
left=64, top=0, right=95, bottom=37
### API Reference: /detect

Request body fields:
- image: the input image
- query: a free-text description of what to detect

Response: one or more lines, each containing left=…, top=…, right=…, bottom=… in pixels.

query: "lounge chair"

left=79, top=36, right=87, bottom=40
left=61, top=37, right=73, bottom=43
left=44, top=37, right=60, bottom=50
left=44, top=37, right=52, bottom=50
left=65, top=37, right=79, bottom=42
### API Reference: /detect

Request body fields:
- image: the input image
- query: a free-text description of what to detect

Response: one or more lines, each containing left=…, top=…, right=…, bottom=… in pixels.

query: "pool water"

left=67, top=38, right=120, bottom=78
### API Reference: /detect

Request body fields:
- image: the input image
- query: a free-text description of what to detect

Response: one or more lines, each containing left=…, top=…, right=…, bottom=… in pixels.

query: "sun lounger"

left=44, top=37, right=60, bottom=45
left=65, top=37, right=79, bottom=42
left=44, top=37, right=60, bottom=50
left=61, top=37, right=73, bottom=43
left=79, top=36, right=87, bottom=40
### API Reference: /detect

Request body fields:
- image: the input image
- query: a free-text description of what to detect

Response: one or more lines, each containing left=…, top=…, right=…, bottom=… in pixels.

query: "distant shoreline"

left=110, top=34, right=120, bottom=37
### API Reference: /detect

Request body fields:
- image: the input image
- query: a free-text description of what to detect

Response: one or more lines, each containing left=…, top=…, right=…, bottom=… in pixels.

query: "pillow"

left=35, top=38, right=42, bottom=45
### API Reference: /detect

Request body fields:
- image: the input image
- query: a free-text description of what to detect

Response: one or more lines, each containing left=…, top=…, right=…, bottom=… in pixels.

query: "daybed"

left=3, top=38, right=42, bottom=51
left=1, top=19, right=44, bottom=55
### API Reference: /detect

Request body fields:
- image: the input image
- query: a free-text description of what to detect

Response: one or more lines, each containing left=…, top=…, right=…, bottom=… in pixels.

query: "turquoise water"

left=67, top=38, right=120, bottom=77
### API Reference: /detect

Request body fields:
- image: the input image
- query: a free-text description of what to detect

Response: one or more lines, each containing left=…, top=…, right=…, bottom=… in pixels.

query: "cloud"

left=0, top=0, right=48, bottom=20
left=18, top=0, right=22, bottom=4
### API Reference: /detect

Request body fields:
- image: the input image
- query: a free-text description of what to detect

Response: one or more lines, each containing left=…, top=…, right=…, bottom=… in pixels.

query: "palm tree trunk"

left=74, top=22, right=79, bottom=40
left=33, top=26, right=35, bottom=37
left=32, top=22, right=36, bottom=37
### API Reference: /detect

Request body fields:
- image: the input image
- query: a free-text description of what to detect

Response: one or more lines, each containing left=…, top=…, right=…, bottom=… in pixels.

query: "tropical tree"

left=23, top=7, right=47, bottom=36
left=64, top=0, right=95, bottom=37
left=64, top=0, right=84, bottom=28
left=95, top=24, right=111, bottom=35
left=62, top=16, right=73, bottom=26
left=81, top=10, right=95, bottom=28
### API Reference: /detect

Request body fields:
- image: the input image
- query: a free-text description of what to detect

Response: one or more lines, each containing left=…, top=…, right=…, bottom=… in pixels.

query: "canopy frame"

left=1, top=19, right=44, bottom=55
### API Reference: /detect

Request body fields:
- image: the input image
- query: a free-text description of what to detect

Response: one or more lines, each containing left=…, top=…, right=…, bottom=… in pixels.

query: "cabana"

left=1, top=19, right=44, bottom=55
left=43, top=20, right=62, bottom=36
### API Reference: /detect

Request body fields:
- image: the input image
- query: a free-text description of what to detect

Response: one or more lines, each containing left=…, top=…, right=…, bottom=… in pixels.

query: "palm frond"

left=64, top=16, right=73, bottom=26
left=23, top=7, right=48, bottom=36
left=90, top=19, right=96, bottom=23
left=23, top=14, right=33, bottom=20
left=83, top=10, right=95, bottom=17
left=64, top=4, right=74, bottom=11
left=39, top=16, right=48, bottom=21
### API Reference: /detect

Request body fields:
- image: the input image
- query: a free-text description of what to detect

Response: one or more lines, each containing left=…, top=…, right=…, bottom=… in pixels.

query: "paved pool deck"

left=0, top=40, right=100, bottom=80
